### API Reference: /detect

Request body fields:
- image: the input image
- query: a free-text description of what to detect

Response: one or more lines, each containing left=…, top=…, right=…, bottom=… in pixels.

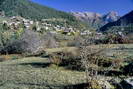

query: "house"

left=81, top=30, right=92, bottom=35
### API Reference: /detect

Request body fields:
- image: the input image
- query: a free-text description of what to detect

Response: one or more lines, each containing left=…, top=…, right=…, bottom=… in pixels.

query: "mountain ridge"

left=99, top=10, right=133, bottom=32
left=71, top=11, right=120, bottom=28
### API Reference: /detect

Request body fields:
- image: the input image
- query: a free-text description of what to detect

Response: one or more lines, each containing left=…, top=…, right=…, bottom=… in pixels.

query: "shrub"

left=0, top=31, right=20, bottom=54
left=67, top=36, right=84, bottom=47
left=59, top=52, right=82, bottom=70
left=49, top=48, right=83, bottom=70
left=122, top=63, right=133, bottom=76
left=49, top=46, right=113, bottom=71
left=98, top=57, right=113, bottom=67
left=49, top=54, right=62, bottom=65
left=43, top=33, right=59, bottom=48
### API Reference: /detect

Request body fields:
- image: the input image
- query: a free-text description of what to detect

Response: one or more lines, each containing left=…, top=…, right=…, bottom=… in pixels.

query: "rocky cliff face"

left=103, top=11, right=119, bottom=24
left=71, top=11, right=120, bottom=28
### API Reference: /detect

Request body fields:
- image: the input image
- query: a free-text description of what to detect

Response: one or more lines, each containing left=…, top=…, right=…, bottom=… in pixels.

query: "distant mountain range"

left=99, top=10, right=133, bottom=32
left=71, top=11, right=120, bottom=28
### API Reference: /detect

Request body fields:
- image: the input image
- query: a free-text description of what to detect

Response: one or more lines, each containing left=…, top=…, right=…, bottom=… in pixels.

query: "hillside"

left=0, top=0, right=85, bottom=29
left=0, top=0, right=73, bottom=20
left=99, top=10, right=133, bottom=32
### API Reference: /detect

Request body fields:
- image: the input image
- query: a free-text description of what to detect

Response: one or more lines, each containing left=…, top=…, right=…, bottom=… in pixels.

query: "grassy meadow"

left=0, top=44, right=132, bottom=89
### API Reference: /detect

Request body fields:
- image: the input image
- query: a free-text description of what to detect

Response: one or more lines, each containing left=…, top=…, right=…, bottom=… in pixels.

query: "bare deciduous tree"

left=80, top=39, right=110, bottom=89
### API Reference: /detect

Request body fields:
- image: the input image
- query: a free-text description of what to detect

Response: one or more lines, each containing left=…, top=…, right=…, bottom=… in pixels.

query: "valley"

left=0, top=0, right=133, bottom=89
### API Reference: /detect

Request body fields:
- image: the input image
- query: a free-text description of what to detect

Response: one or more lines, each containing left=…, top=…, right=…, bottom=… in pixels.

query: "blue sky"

left=31, top=0, right=133, bottom=16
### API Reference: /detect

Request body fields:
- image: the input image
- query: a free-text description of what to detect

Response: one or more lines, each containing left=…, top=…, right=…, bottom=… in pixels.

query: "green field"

left=105, top=44, right=133, bottom=59
left=0, top=57, right=85, bottom=89
left=45, top=44, right=133, bottom=59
